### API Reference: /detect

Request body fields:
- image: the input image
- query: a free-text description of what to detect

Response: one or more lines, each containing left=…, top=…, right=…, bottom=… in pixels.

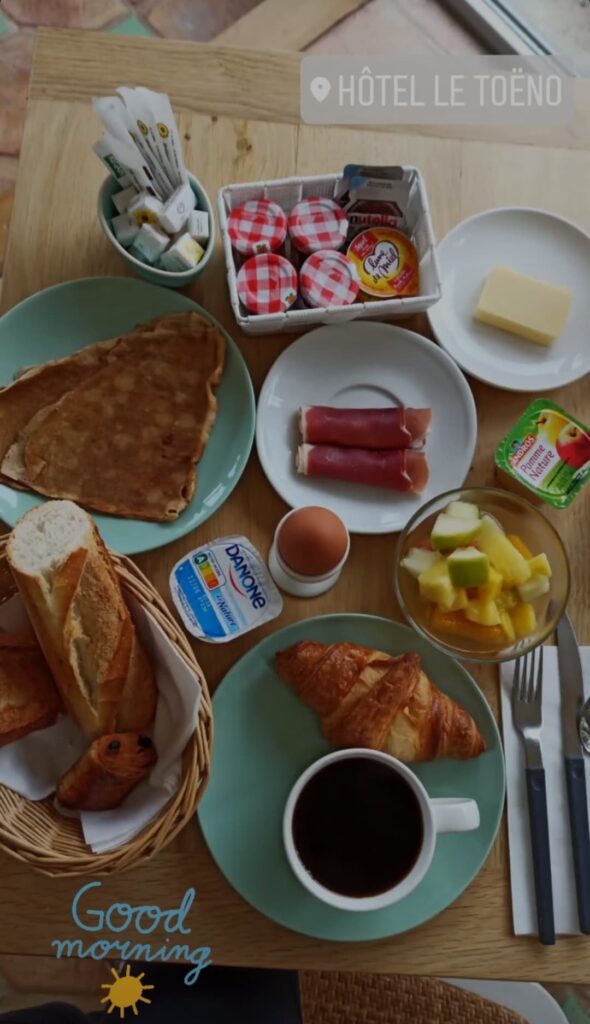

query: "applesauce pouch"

left=495, top=398, right=590, bottom=509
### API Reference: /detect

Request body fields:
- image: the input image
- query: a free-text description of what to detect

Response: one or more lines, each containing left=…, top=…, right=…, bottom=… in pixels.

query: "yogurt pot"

left=170, top=536, right=283, bottom=643
left=268, top=507, right=350, bottom=598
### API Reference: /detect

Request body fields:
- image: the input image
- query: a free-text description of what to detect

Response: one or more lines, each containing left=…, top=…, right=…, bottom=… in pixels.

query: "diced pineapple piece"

left=478, top=565, right=503, bottom=601
left=401, top=547, right=442, bottom=580
left=510, top=602, right=537, bottom=637
left=518, top=574, right=550, bottom=603
left=447, top=588, right=468, bottom=612
left=464, top=597, right=501, bottom=627
left=508, top=533, right=534, bottom=560
left=528, top=553, right=552, bottom=578
left=499, top=610, right=516, bottom=642
left=497, top=587, right=518, bottom=610
left=477, top=516, right=531, bottom=586
left=419, top=560, right=457, bottom=611
left=431, top=607, right=505, bottom=646
left=446, top=500, right=480, bottom=520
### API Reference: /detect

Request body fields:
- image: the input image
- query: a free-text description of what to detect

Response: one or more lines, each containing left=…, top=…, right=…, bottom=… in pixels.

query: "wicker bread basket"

left=0, top=537, right=213, bottom=877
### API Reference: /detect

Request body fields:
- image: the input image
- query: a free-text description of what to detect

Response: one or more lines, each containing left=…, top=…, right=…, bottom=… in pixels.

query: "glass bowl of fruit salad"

left=394, top=486, right=570, bottom=663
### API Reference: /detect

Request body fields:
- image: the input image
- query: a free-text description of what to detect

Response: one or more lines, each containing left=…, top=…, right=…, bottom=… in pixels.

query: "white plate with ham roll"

left=256, top=322, right=476, bottom=534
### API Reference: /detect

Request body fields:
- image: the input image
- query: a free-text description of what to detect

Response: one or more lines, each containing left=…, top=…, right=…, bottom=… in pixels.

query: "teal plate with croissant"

left=199, top=614, right=505, bottom=941
left=0, top=277, right=255, bottom=555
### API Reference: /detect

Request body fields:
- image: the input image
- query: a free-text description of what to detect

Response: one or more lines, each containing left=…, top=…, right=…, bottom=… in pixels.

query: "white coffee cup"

left=283, top=748, right=480, bottom=912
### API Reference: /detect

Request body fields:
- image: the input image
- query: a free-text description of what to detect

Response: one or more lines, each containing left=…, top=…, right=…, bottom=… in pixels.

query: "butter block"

left=160, top=232, right=204, bottom=272
left=129, top=223, right=169, bottom=265
left=128, top=190, right=164, bottom=227
left=159, top=183, right=196, bottom=234
left=187, top=209, right=210, bottom=244
left=111, top=212, right=139, bottom=248
left=112, top=185, right=138, bottom=214
left=475, top=265, right=573, bottom=346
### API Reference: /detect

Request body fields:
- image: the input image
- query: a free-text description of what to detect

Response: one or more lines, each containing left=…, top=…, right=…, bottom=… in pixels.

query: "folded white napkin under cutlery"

left=0, top=593, right=201, bottom=854
left=500, top=646, right=590, bottom=936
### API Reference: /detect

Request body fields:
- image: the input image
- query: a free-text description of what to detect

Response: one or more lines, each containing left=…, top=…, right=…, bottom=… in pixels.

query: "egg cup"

left=268, top=509, right=350, bottom=598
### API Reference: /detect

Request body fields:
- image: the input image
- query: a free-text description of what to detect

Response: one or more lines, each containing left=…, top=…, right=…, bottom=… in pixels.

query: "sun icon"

left=101, top=964, right=154, bottom=1018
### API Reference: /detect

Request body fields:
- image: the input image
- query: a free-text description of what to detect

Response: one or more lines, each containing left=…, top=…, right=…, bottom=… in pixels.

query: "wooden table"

left=1, top=27, right=589, bottom=982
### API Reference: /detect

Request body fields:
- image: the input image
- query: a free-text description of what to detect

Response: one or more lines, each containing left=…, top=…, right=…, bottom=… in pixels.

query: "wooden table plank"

left=29, top=29, right=590, bottom=151
left=214, top=0, right=369, bottom=49
left=1, top=33, right=590, bottom=981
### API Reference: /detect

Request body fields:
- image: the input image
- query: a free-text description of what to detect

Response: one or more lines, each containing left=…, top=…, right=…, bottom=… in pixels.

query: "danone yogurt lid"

left=288, top=197, right=348, bottom=254
left=495, top=398, right=590, bottom=509
left=347, top=227, right=419, bottom=298
left=227, top=198, right=288, bottom=256
left=300, top=250, right=360, bottom=308
left=170, top=536, right=283, bottom=643
left=237, top=253, right=298, bottom=315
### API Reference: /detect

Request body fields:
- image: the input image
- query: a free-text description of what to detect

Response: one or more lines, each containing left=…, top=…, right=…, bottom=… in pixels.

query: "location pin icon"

left=310, top=76, right=331, bottom=103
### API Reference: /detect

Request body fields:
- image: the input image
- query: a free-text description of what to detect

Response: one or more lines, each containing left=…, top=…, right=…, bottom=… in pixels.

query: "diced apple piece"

left=508, top=533, right=533, bottom=560
left=499, top=611, right=516, bottom=643
left=517, top=574, right=550, bottom=603
left=431, top=514, right=481, bottom=552
left=447, top=547, right=489, bottom=588
left=511, top=602, right=537, bottom=638
left=418, top=560, right=457, bottom=611
left=431, top=607, right=505, bottom=646
left=446, top=500, right=480, bottom=520
left=478, top=565, right=503, bottom=601
left=477, top=516, right=531, bottom=585
left=401, top=547, right=442, bottom=580
left=464, top=597, right=501, bottom=627
left=528, top=553, right=552, bottom=578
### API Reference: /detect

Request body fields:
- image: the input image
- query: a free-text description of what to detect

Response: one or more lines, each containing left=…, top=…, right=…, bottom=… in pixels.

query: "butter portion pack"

left=495, top=398, right=590, bottom=509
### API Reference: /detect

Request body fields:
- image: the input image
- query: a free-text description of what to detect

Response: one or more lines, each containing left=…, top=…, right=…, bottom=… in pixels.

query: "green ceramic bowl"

left=97, top=172, right=215, bottom=289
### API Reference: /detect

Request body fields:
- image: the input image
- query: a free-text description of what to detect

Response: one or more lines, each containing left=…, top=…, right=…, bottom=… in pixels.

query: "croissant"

left=275, top=641, right=486, bottom=762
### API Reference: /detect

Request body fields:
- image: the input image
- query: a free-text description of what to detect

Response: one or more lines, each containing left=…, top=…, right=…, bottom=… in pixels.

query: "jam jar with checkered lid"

left=237, top=253, right=298, bottom=316
left=227, top=198, right=288, bottom=263
left=299, top=250, right=360, bottom=309
left=287, top=197, right=349, bottom=268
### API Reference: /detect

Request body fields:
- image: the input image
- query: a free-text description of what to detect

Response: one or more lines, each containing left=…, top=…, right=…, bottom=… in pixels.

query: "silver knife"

left=557, top=612, right=590, bottom=933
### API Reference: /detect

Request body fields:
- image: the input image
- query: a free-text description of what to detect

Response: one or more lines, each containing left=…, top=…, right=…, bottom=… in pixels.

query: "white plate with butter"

left=428, top=207, right=590, bottom=392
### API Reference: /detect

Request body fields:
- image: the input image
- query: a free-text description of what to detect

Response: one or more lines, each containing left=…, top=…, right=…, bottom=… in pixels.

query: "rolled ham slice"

left=299, top=406, right=431, bottom=450
left=297, top=444, right=429, bottom=493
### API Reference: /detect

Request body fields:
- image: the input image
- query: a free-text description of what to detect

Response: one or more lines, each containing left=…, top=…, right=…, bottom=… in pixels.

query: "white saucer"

left=256, top=322, right=476, bottom=535
left=428, top=207, right=590, bottom=392
left=446, top=980, right=568, bottom=1024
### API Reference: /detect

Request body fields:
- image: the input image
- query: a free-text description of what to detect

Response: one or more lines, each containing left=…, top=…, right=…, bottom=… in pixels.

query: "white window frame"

left=441, top=0, right=552, bottom=54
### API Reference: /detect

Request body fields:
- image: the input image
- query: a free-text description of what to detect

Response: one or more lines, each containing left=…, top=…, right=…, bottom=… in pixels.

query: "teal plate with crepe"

left=0, top=277, right=255, bottom=555
left=199, top=614, right=505, bottom=941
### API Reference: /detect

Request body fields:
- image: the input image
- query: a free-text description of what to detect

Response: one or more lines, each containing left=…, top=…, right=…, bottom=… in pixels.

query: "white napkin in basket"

left=500, top=647, right=590, bottom=935
left=0, top=593, right=202, bottom=854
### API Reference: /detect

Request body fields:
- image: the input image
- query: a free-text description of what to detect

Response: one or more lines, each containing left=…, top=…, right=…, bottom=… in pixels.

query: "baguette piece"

left=6, top=501, right=157, bottom=739
left=0, top=632, right=62, bottom=746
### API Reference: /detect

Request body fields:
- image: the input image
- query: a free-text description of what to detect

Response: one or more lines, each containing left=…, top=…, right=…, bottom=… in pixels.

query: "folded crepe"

left=1, top=313, right=226, bottom=522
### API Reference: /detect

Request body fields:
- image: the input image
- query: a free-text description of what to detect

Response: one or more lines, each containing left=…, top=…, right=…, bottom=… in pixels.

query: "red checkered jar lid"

left=237, top=253, right=298, bottom=315
left=227, top=199, right=288, bottom=256
left=288, top=195, right=348, bottom=253
left=288, top=197, right=348, bottom=254
left=300, top=250, right=360, bottom=308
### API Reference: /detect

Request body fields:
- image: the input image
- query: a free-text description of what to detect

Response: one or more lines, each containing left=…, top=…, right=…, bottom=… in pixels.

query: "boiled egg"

left=277, top=506, right=349, bottom=577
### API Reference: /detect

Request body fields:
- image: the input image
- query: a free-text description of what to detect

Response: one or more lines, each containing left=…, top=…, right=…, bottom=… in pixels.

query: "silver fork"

left=512, top=645, right=555, bottom=945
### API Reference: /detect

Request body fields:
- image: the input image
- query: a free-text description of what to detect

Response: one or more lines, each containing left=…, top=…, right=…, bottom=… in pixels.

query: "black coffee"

left=292, top=757, right=424, bottom=898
